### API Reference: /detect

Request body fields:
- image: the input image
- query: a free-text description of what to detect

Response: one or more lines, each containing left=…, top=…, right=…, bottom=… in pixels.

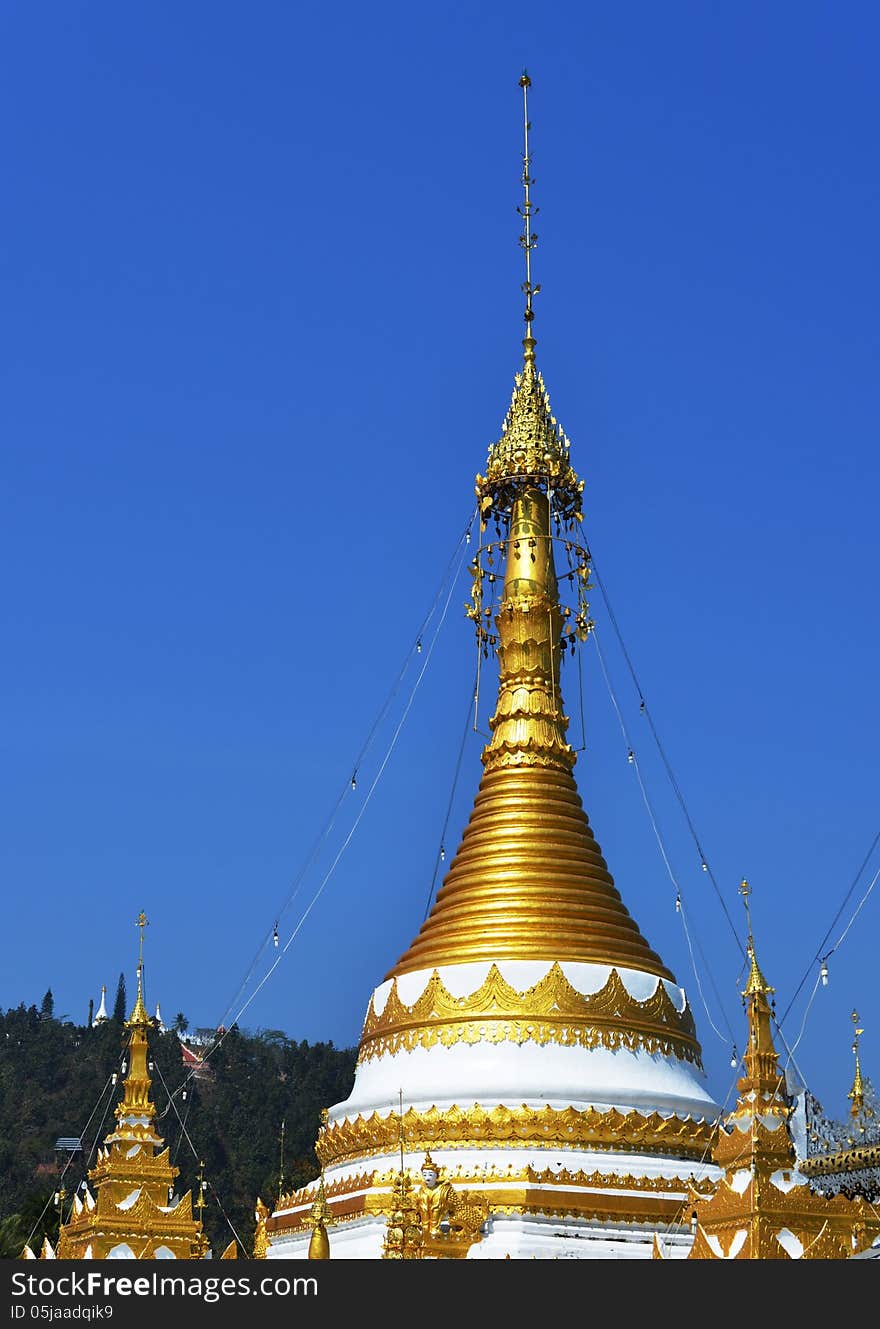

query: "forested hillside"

left=0, top=999, right=356, bottom=1257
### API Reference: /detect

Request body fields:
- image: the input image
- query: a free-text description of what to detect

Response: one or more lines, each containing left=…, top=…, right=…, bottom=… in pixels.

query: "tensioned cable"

left=583, top=539, right=744, bottom=955
left=585, top=532, right=880, bottom=1074
left=224, top=538, right=469, bottom=1028
left=591, top=627, right=736, bottom=1046
left=422, top=671, right=479, bottom=921
left=772, top=860, right=880, bottom=1083
left=167, top=535, right=471, bottom=1100
left=780, top=968, right=823, bottom=1073
left=83, top=1071, right=118, bottom=1170
left=206, top=1184, right=247, bottom=1258
left=825, top=861, right=880, bottom=960
left=586, top=532, right=880, bottom=1056
left=152, top=1056, right=247, bottom=1256
left=215, top=506, right=476, bottom=1031
left=24, top=1060, right=121, bottom=1250
left=778, top=829, right=880, bottom=1032
left=170, top=1087, right=192, bottom=1166
left=675, top=892, right=733, bottom=1047
left=574, top=632, right=587, bottom=751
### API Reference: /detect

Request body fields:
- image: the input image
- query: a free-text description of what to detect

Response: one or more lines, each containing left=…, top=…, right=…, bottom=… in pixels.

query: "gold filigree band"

left=317, top=1102, right=716, bottom=1170
left=359, top=962, right=701, bottom=1066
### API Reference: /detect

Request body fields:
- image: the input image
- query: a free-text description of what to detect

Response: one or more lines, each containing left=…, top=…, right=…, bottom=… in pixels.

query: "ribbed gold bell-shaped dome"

left=389, top=765, right=672, bottom=979
left=388, top=474, right=673, bottom=983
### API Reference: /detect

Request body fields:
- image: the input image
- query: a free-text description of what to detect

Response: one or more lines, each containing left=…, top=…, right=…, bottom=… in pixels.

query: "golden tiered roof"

left=684, top=886, right=880, bottom=1260
left=49, top=914, right=210, bottom=1260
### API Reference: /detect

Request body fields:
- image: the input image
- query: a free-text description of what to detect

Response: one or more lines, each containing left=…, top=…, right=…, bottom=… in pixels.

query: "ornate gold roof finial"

left=849, top=1010, right=865, bottom=1119
left=195, top=1160, right=206, bottom=1218
left=277, top=1118, right=286, bottom=1204
left=474, top=74, right=585, bottom=528
left=193, top=1161, right=210, bottom=1257
left=126, top=911, right=151, bottom=1028
left=739, top=879, right=773, bottom=999
left=518, top=69, right=539, bottom=366
left=733, top=880, right=779, bottom=1093
left=307, top=1174, right=333, bottom=1260
left=253, top=1198, right=270, bottom=1259
left=380, top=1087, right=424, bottom=1259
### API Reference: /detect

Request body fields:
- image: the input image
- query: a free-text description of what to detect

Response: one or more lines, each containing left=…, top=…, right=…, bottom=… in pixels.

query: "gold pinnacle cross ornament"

left=738, top=878, right=754, bottom=942
left=517, top=70, right=540, bottom=353
left=852, top=1009, right=864, bottom=1051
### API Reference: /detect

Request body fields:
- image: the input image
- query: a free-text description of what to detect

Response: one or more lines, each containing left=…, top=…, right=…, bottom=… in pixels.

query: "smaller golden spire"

left=849, top=1010, right=865, bottom=1119
left=307, top=1174, right=333, bottom=1260
left=126, top=911, right=151, bottom=1028
left=195, top=1160, right=207, bottom=1219
left=193, top=1161, right=210, bottom=1257
left=739, top=880, right=773, bottom=999
left=277, top=1119, right=286, bottom=1204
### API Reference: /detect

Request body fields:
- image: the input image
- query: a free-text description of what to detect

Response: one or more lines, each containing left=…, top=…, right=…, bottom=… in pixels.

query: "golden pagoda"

left=306, top=1176, right=334, bottom=1260
left=680, top=884, right=880, bottom=1260
left=264, top=74, right=722, bottom=1260
left=798, top=1010, right=880, bottom=1202
left=29, top=913, right=210, bottom=1260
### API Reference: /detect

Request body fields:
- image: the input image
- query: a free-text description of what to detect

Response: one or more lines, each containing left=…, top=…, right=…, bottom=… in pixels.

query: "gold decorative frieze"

left=800, top=1141, right=880, bottom=1177
left=316, top=1102, right=715, bottom=1170
left=268, top=1158, right=714, bottom=1243
left=359, top=962, right=700, bottom=1065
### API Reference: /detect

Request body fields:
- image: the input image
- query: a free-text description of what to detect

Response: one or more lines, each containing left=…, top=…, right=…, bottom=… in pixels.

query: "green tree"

left=0, top=1001, right=356, bottom=1255
left=112, top=973, right=127, bottom=1023
left=39, top=989, right=54, bottom=1019
left=173, top=1012, right=189, bottom=1035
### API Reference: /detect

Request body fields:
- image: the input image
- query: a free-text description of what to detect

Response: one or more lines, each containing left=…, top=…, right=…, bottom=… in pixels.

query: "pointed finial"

left=738, top=878, right=753, bottom=936
left=195, top=1160, right=207, bottom=1215
left=126, top=910, right=151, bottom=1027
left=397, top=1088, right=406, bottom=1174
left=738, top=881, right=773, bottom=998
left=849, top=1009, right=865, bottom=1117
left=517, top=70, right=540, bottom=366
left=307, top=1173, right=333, bottom=1259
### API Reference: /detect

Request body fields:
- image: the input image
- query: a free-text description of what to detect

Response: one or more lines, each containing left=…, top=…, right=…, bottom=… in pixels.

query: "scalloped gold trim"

left=317, top=1103, right=715, bottom=1170
left=358, top=962, right=701, bottom=1066
left=268, top=1161, right=713, bottom=1241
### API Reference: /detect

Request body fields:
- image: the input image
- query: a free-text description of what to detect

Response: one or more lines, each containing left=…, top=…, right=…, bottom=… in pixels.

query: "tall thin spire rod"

left=134, top=910, right=149, bottom=1012
left=518, top=70, right=540, bottom=363
left=738, top=878, right=753, bottom=942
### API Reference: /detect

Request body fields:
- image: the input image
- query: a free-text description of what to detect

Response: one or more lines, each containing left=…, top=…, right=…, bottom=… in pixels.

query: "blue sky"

left=2, top=2, right=878, bottom=1122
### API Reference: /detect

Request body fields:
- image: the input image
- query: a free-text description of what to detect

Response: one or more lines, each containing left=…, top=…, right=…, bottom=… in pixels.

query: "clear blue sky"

left=2, top=2, right=878, bottom=1123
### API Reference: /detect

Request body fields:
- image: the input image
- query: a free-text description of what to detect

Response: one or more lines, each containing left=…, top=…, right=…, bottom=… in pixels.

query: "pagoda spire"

left=387, top=75, right=672, bottom=982
left=264, top=73, right=732, bottom=1261
left=306, top=1175, right=333, bottom=1260
left=738, top=879, right=780, bottom=1090
left=849, top=1010, right=865, bottom=1120
left=686, top=884, right=880, bottom=1258
left=51, top=913, right=207, bottom=1259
